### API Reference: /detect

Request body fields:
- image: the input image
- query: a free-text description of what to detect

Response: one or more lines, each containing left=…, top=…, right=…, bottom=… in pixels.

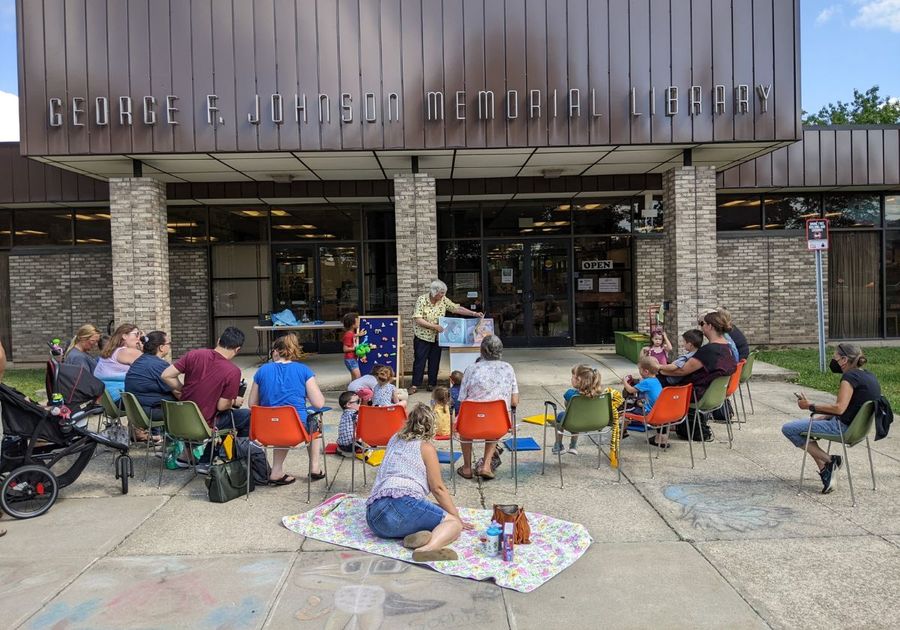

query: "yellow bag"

left=356, top=448, right=385, bottom=466
left=221, top=434, right=235, bottom=461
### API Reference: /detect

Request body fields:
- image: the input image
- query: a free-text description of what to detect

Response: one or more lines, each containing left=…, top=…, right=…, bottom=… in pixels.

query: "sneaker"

left=831, top=454, right=843, bottom=472
left=551, top=443, right=566, bottom=455
left=567, top=447, right=579, bottom=456
left=194, top=463, right=211, bottom=475
left=820, top=461, right=837, bottom=494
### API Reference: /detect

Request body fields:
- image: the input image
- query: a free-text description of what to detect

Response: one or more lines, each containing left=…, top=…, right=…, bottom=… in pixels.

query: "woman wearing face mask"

left=782, top=343, right=881, bottom=495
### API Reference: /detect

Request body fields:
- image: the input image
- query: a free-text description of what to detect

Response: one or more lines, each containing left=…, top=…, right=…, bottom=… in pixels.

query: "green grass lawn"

left=758, top=346, right=900, bottom=404
left=2, top=368, right=46, bottom=400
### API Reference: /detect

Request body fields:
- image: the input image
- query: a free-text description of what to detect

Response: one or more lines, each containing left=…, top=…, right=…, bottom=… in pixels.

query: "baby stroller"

left=0, top=379, right=133, bottom=519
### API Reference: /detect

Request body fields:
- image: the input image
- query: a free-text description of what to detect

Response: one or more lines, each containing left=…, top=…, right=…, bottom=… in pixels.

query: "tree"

left=803, top=86, right=900, bottom=126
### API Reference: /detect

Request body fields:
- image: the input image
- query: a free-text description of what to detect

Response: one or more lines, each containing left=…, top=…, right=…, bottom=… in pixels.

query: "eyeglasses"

left=697, top=320, right=706, bottom=327
left=127, top=330, right=141, bottom=337
left=348, top=398, right=361, bottom=405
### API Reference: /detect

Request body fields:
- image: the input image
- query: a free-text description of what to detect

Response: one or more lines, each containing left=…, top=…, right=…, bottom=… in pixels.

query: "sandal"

left=269, top=474, right=297, bottom=486
left=477, top=468, right=495, bottom=480
left=412, top=547, right=458, bottom=562
left=456, top=466, right=473, bottom=480
left=310, top=470, right=326, bottom=481
left=408, top=386, right=418, bottom=395
left=647, top=436, right=671, bottom=449
left=403, top=530, right=432, bottom=549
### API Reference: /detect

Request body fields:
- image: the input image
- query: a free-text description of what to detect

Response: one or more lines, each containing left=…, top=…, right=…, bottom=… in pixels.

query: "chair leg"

left=645, top=423, right=655, bottom=479
left=685, top=421, right=695, bottom=469
left=541, top=418, right=548, bottom=475
left=733, top=395, right=741, bottom=431
left=738, top=385, right=748, bottom=424
left=839, top=432, right=855, bottom=507
left=557, top=435, right=564, bottom=489
left=245, top=443, right=253, bottom=501
left=351, top=451, right=356, bottom=493
left=306, top=444, right=312, bottom=504
left=513, top=426, right=518, bottom=495
left=450, top=434, right=456, bottom=495
left=865, top=436, right=876, bottom=491
left=798, top=417, right=814, bottom=495
left=321, top=439, right=329, bottom=488
left=698, top=412, right=708, bottom=460
left=747, top=382, right=754, bottom=414
left=143, top=438, right=151, bottom=482
left=157, top=432, right=167, bottom=488
left=723, top=405, right=734, bottom=449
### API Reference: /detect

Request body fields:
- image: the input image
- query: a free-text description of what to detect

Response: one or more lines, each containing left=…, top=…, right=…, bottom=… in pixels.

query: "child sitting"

left=623, top=356, right=666, bottom=447
left=663, top=329, right=703, bottom=385
left=552, top=365, right=602, bottom=455
left=431, top=386, right=452, bottom=438
left=641, top=328, right=672, bottom=365
left=341, top=312, right=360, bottom=381
left=372, top=365, right=405, bottom=408
left=336, top=390, right=362, bottom=457
left=449, top=370, right=463, bottom=416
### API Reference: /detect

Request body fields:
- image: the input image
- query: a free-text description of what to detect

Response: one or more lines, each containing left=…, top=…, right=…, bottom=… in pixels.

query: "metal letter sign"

left=806, top=218, right=829, bottom=251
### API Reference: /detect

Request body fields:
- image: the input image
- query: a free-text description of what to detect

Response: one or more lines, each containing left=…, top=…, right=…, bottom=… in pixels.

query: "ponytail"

left=272, top=333, right=305, bottom=362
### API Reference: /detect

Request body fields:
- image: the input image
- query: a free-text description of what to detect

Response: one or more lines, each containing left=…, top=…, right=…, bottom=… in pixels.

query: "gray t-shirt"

left=64, top=347, right=98, bottom=373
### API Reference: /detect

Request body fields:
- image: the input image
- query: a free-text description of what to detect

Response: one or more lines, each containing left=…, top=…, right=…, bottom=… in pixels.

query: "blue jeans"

left=366, top=496, right=445, bottom=538
left=216, top=407, right=251, bottom=437
left=782, top=416, right=846, bottom=447
left=344, top=358, right=360, bottom=372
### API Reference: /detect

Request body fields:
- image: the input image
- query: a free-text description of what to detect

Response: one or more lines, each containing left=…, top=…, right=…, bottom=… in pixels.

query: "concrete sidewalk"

left=3, top=358, right=897, bottom=629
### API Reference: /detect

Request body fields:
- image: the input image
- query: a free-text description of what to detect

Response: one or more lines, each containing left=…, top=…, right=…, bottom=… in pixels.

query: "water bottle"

left=485, top=522, right=502, bottom=556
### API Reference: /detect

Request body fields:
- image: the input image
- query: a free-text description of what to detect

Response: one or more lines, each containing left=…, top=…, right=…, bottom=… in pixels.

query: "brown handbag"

left=492, top=504, right=531, bottom=544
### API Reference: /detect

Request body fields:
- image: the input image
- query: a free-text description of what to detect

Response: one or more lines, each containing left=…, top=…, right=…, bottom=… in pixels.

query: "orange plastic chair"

left=249, top=405, right=327, bottom=504
left=450, top=400, right=517, bottom=494
left=352, top=405, right=407, bottom=491
left=624, top=384, right=694, bottom=477
left=722, top=360, right=745, bottom=447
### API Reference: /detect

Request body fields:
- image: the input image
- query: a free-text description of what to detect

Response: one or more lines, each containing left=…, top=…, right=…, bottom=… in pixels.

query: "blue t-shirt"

left=635, top=377, right=663, bottom=412
left=253, top=361, right=316, bottom=421
left=125, top=353, right=175, bottom=410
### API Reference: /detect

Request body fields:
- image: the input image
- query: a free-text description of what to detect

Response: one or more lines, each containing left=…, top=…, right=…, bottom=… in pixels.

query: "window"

left=634, top=196, right=664, bottom=234
left=0, top=210, right=10, bottom=248
left=74, top=209, right=111, bottom=245
left=438, top=240, right=483, bottom=309
left=716, top=196, right=762, bottom=231
left=271, top=206, right=360, bottom=241
left=365, top=207, right=395, bottom=240
left=483, top=202, right=572, bottom=237
left=365, top=242, right=398, bottom=314
left=14, top=209, right=73, bottom=246
left=824, top=193, right=881, bottom=228
left=437, top=205, right=481, bottom=238
left=886, top=231, right=900, bottom=337
left=572, top=199, right=633, bottom=234
left=168, top=207, right=209, bottom=245
left=886, top=195, right=900, bottom=228
left=209, top=206, right=268, bottom=242
left=763, top=195, right=820, bottom=230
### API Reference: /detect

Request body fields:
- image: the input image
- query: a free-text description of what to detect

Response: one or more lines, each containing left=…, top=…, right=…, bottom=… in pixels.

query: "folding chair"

left=249, top=405, right=328, bottom=504
left=623, top=384, right=694, bottom=477
left=688, top=375, right=731, bottom=457
left=798, top=400, right=877, bottom=507
left=450, top=400, right=517, bottom=494
left=541, top=394, right=615, bottom=488
left=159, top=400, right=234, bottom=487
left=725, top=360, right=745, bottom=435
left=351, top=405, right=407, bottom=492
left=120, top=392, right=165, bottom=481
left=738, top=350, right=758, bottom=421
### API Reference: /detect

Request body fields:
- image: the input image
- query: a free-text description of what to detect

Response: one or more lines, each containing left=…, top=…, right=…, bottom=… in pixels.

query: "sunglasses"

left=348, top=398, right=361, bottom=405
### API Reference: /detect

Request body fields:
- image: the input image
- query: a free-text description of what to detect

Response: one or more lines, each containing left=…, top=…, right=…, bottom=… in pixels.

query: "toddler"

left=664, top=329, right=703, bottom=385
left=431, top=386, right=452, bottom=438
left=336, top=390, right=361, bottom=457
left=341, top=312, right=360, bottom=380
left=641, top=328, right=672, bottom=366
left=372, top=365, right=405, bottom=408
left=449, top=370, right=463, bottom=416
left=623, top=356, right=666, bottom=447
left=552, top=365, right=602, bottom=455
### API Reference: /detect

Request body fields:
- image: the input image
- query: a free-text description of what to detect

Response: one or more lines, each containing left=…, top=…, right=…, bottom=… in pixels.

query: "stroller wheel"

left=1, top=465, right=60, bottom=519
left=115, top=455, right=133, bottom=495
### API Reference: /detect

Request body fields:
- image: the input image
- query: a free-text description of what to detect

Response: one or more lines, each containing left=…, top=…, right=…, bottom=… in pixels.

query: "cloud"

left=816, top=5, right=842, bottom=24
left=852, top=0, right=900, bottom=32
left=0, top=90, right=18, bottom=141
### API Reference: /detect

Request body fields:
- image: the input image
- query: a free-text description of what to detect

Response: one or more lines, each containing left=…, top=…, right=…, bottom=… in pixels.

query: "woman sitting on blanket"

left=365, top=403, right=474, bottom=562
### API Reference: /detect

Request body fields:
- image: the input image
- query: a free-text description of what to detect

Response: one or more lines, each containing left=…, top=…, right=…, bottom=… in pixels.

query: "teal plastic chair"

left=120, top=392, right=166, bottom=481
left=688, top=376, right=731, bottom=460
left=541, top=394, right=615, bottom=488
left=798, top=400, right=877, bottom=506
left=738, top=351, right=758, bottom=421
left=160, top=401, right=234, bottom=487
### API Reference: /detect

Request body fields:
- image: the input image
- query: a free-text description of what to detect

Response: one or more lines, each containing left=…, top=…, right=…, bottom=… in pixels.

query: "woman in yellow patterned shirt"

left=410, top=280, right=482, bottom=394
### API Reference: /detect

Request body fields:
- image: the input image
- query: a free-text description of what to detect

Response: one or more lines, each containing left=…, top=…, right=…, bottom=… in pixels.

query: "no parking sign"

left=806, top=218, right=829, bottom=250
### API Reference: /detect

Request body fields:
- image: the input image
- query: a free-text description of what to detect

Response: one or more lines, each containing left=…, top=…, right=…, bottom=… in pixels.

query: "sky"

left=0, top=0, right=898, bottom=141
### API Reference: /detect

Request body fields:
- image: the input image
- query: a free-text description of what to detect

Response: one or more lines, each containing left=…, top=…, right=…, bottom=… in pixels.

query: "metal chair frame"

left=450, top=401, right=518, bottom=495
left=542, top=394, right=618, bottom=487
left=623, top=384, right=694, bottom=477
left=119, top=392, right=165, bottom=481
left=159, top=401, right=235, bottom=488
left=688, top=375, right=731, bottom=457
left=351, top=405, right=407, bottom=492
left=737, top=351, right=758, bottom=422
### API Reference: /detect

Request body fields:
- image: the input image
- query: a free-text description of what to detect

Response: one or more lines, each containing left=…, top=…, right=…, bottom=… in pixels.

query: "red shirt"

left=174, top=349, right=241, bottom=424
left=342, top=330, right=356, bottom=359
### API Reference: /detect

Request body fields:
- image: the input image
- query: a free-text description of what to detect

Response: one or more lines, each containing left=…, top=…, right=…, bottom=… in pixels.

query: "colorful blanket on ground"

left=282, top=493, right=593, bottom=593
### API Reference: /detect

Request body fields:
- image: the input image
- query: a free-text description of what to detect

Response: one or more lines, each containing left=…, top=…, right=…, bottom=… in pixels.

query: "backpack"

left=225, top=437, right=272, bottom=485
left=674, top=414, right=713, bottom=442
left=873, top=396, right=894, bottom=441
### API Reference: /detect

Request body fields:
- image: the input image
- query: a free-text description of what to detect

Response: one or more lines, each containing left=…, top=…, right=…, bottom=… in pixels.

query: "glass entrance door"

left=485, top=240, right=572, bottom=346
left=273, top=245, right=361, bottom=352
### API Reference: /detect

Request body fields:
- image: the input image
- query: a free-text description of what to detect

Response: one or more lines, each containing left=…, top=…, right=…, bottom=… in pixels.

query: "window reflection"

left=483, top=202, right=572, bottom=237
left=824, top=193, right=881, bottom=228
left=0, top=210, right=11, bottom=248
left=168, top=207, right=209, bottom=245
left=885, top=195, right=900, bottom=228
left=74, top=209, right=112, bottom=245
left=573, top=199, right=633, bottom=234
left=271, top=206, right=360, bottom=241
left=763, top=195, right=821, bottom=230
left=209, top=206, right=267, bottom=242
left=716, top=196, right=763, bottom=231
left=14, top=209, right=73, bottom=246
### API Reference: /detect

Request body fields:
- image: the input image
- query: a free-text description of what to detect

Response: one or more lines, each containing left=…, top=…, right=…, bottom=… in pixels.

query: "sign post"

left=806, top=218, right=830, bottom=372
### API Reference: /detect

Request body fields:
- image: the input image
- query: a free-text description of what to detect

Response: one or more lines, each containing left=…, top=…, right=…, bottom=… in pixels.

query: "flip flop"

left=403, top=530, right=432, bottom=549
left=412, top=547, right=458, bottom=562
left=456, top=466, right=473, bottom=480
left=477, top=469, right=495, bottom=480
left=268, top=474, right=297, bottom=486
left=648, top=436, right=671, bottom=449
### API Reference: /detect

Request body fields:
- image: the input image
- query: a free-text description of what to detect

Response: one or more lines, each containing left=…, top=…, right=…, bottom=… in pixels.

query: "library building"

left=1, top=0, right=898, bottom=363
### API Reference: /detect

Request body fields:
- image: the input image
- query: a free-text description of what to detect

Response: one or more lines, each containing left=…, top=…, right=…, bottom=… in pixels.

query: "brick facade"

left=109, top=177, right=171, bottom=335
left=717, top=235, right=827, bottom=344
left=662, top=166, right=718, bottom=343
left=9, top=250, right=113, bottom=361
left=633, top=237, right=665, bottom=332
left=394, top=174, right=438, bottom=374
left=169, top=248, right=210, bottom=357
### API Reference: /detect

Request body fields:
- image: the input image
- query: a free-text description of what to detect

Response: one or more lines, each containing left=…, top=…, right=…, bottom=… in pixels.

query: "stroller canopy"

left=0, top=384, right=68, bottom=445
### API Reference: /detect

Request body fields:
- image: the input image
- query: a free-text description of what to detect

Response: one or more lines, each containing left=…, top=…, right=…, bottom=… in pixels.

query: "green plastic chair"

left=688, top=376, right=731, bottom=460
left=541, top=394, right=615, bottom=488
left=798, top=400, right=877, bottom=506
left=160, top=400, right=234, bottom=487
left=120, top=392, right=166, bottom=481
left=737, top=351, right=758, bottom=422
left=99, top=388, right=124, bottom=432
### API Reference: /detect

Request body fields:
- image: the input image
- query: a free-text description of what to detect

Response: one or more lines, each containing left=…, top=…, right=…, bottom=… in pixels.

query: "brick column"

left=109, top=177, right=171, bottom=334
left=662, top=166, right=718, bottom=341
left=394, top=173, right=438, bottom=375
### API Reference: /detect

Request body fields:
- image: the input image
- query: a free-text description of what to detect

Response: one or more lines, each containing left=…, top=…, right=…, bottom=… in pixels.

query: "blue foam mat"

left=503, top=437, right=542, bottom=451
left=437, top=450, right=462, bottom=463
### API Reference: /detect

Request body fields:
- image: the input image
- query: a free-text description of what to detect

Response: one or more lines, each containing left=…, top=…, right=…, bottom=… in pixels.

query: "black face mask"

left=829, top=358, right=843, bottom=374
